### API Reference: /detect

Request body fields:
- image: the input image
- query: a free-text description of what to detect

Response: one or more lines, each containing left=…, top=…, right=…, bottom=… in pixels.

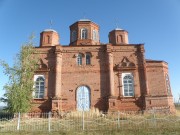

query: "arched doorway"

left=76, top=86, right=90, bottom=111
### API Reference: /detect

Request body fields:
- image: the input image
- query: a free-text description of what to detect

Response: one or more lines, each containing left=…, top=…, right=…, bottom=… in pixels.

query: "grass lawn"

left=1, top=106, right=180, bottom=135
left=1, top=128, right=180, bottom=135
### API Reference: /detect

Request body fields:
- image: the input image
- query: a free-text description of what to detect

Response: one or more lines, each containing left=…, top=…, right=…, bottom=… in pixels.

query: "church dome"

left=79, top=19, right=91, bottom=22
left=69, top=19, right=100, bottom=45
left=114, top=28, right=123, bottom=30
left=43, top=29, right=57, bottom=33
left=40, top=28, right=59, bottom=47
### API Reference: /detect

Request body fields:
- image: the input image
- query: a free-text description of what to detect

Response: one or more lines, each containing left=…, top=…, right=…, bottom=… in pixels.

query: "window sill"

left=76, top=65, right=94, bottom=67
left=118, top=96, right=137, bottom=101
left=33, top=98, right=45, bottom=100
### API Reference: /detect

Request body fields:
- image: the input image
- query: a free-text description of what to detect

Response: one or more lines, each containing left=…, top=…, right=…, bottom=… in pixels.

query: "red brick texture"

left=31, top=20, right=175, bottom=113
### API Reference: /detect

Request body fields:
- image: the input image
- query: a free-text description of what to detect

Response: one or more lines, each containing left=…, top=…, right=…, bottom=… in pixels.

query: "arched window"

left=86, top=53, right=91, bottom=65
left=122, top=73, right=134, bottom=97
left=46, top=35, right=50, bottom=44
left=166, top=74, right=171, bottom=95
left=44, top=35, right=50, bottom=44
left=93, top=30, right=96, bottom=40
left=93, top=30, right=99, bottom=41
left=81, top=28, right=88, bottom=39
left=77, top=54, right=82, bottom=65
left=117, top=35, right=123, bottom=43
left=71, top=30, right=77, bottom=42
left=76, top=86, right=90, bottom=111
left=34, top=76, right=45, bottom=98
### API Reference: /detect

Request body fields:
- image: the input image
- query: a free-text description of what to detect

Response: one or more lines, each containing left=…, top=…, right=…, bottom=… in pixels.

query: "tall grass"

left=0, top=107, right=180, bottom=134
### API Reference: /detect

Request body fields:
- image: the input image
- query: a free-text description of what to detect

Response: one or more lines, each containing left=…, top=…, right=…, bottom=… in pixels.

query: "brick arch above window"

left=74, top=53, right=85, bottom=58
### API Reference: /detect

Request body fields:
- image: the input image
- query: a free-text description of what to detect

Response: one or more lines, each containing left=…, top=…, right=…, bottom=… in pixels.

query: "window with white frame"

left=71, top=30, right=77, bottom=42
left=93, top=30, right=96, bottom=41
left=34, top=75, right=45, bottom=99
left=93, top=30, right=99, bottom=41
left=77, top=54, right=82, bottom=65
left=96, top=30, right=99, bottom=41
left=81, top=28, right=88, bottom=39
left=166, top=74, right=171, bottom=95
left=122, top=73, right=134, bottom=97
left=86, top=53, right=91, bottom=65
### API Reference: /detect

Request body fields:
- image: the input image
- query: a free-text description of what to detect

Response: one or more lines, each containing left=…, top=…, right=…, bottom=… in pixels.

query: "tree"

left=0, top=35, right=38, bottom=113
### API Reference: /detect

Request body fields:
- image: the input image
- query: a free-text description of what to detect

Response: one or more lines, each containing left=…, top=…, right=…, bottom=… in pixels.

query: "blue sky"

left=0, top=0, right=180, bottom=106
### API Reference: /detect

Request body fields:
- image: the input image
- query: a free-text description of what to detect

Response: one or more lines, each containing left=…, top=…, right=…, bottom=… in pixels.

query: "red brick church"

left=32, top=19, right=175, bottom=113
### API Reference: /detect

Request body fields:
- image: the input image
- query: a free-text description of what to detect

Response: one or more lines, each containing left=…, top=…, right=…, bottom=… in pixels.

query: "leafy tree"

left=0, top=35, right=38, bottom=113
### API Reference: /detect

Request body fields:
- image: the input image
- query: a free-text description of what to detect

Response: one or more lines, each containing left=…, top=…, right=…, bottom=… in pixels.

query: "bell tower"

left=109, top=28, right=129, bottom=45
left=40, top=29, right=60, bottom=47
left=69, top=19, right=100, bottom=45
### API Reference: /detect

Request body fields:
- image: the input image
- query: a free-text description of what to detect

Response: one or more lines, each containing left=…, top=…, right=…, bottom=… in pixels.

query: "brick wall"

left=31, top=44, right=174, bottom=113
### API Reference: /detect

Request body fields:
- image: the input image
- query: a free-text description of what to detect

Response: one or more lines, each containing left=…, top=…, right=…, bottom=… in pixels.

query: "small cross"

left=83, top=12, right=86, bottom=19
left=115, top=18, right=119, bottom=29
left=49, top=20, right=53, bottom=29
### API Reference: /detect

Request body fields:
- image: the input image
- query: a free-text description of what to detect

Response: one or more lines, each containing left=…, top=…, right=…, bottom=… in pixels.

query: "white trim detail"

left=33, top=75, right=45, bottom=99
left=81, top=28, right=88, bottom=39
left=122, top=73, right=134, bottom=97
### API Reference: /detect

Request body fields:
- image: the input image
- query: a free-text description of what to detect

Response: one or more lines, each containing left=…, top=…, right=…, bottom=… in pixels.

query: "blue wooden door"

left=77, top=86, right=90, bottom=111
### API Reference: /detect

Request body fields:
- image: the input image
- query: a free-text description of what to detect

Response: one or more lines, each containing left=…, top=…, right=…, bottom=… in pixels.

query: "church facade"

left=32, top=19, right=175, bottom=113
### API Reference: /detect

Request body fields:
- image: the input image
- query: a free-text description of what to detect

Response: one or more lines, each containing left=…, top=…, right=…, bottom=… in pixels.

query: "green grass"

left=1, top=119, right=180, bottom=135
left=1, top=106, right=180, bottom=135
left=1, top=128, right=180, bottom=135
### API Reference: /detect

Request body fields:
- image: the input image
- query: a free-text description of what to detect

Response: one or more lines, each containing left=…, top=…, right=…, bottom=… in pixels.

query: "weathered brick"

left=31, top=20, right=175, bottom=113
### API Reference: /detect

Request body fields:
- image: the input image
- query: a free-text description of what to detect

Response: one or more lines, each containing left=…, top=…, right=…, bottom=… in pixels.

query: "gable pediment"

left=115, top=57, right=136, bottom=70
left=37, top=58, right=48, bottom=70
